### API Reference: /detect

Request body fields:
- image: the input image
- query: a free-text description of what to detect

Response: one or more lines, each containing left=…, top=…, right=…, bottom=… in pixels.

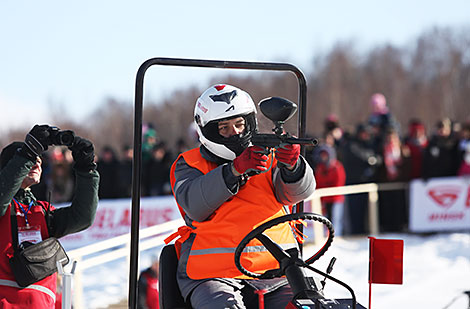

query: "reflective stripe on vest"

left=0, top=279, right=56, bottom=302
left=189, top=243, right=297, bottom=256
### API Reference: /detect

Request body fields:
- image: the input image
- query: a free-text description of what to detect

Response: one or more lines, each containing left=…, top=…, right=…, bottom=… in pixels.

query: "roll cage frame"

left=129, top=57, right=310, bottom=308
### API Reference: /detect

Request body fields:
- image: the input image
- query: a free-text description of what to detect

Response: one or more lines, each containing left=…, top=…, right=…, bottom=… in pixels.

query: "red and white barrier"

left=60, top=196, right=180, bottom=249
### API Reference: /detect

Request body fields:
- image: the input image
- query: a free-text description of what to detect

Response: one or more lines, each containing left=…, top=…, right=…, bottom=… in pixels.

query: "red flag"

left=368, top=237, right=404, bottom=284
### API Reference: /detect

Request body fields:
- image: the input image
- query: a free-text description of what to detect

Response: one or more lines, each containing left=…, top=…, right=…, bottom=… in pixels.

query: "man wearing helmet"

left=168, top=84, right=316, bottom=308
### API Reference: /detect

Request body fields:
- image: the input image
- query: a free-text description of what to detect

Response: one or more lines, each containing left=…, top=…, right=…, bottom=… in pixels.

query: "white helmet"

left=194, top=84, right=258, bottom=160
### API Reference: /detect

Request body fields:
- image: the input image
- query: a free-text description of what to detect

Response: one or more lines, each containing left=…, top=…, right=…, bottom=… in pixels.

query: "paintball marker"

left=251, top=97, right=318, bottom=150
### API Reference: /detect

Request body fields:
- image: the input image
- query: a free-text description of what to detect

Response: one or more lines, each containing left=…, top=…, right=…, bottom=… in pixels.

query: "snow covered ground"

left=309, top=233, right=470, bottom=309
left=72, top=232, right=469, bottom=309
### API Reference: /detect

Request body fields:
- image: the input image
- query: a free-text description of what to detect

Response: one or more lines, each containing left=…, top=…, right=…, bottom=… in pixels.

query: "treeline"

left=3, top=26, right=469, bottom=155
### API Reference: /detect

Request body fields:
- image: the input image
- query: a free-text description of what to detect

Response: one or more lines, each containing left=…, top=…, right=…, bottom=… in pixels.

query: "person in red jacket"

left=137, top=256, right=159, bottom=309
left=312, top=144, right=346, bottom=235
left=403, top=119, right=428, bottom=180
left=0, top=125, right=99, bottom=308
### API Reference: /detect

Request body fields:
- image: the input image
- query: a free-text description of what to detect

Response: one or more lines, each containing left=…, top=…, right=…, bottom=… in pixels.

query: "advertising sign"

left=409, top=177, right=470, bottom=232
left=60, top=196, right=180, bottom=249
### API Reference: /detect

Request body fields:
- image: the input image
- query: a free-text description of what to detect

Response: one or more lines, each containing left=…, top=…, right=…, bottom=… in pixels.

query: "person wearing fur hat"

left=0, top=124, right=99, bottom=308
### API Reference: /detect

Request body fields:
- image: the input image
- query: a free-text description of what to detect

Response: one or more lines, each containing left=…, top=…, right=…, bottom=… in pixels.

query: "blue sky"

left=1, top=0, right=469, bottom=131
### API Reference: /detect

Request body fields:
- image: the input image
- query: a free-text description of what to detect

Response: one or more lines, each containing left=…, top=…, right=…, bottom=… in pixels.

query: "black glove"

left=19, top=124, right=52, bottom=161
left=69, top=136, right=96, bottom=172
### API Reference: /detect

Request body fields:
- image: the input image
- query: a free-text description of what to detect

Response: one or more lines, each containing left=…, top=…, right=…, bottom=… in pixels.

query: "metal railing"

left=306, top=182, right=408, bottom=243
left=66, top=218, right=184, bottom=309
left=64, top=182, right=407, bottom=308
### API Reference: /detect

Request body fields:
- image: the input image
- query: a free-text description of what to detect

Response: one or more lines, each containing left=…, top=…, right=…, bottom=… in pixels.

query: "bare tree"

left=3, top=25, right=469, bottom=154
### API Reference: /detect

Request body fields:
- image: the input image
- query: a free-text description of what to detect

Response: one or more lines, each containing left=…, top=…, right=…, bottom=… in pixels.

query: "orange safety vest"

left=168, top=148, right=297, bottom=280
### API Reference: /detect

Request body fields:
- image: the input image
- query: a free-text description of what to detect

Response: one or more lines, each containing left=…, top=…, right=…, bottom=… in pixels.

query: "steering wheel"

left=234, top=212, right=334, bottom=279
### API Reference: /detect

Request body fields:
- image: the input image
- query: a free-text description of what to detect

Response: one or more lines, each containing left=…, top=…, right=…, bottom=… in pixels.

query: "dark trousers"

left=189, top=279, right=293, bottom=309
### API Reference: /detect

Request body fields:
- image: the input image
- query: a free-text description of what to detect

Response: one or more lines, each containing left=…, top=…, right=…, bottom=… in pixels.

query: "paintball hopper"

left=259, top=97, right=298, bottom=135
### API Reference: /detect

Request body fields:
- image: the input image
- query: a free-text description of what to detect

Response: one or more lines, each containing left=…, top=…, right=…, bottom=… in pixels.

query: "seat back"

left=159, top=244, right=192, bottom=309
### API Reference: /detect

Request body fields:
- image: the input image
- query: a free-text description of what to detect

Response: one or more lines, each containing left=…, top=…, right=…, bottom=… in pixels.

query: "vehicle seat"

left=159, top=244, right=192, bottom=309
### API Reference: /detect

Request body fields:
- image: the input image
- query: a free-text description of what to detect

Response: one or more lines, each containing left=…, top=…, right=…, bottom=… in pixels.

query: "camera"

left=48, top=126, right=75, bottom=147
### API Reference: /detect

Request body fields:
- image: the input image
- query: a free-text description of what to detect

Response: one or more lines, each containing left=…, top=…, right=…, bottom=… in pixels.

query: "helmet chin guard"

left=194, top=84, right=258, bottom=160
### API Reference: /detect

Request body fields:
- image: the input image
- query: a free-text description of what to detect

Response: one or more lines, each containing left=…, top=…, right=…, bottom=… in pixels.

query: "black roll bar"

left=129, top=57, right=309, bottom=308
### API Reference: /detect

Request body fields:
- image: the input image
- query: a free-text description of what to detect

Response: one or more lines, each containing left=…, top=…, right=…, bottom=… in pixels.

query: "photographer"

left=0, top=124, right=99, bottom=308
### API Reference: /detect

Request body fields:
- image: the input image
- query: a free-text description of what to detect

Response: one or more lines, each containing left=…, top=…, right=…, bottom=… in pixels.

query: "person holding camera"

left=0, top=124, right=99, bottom=308
left=167, top=85, right=316, bottom=309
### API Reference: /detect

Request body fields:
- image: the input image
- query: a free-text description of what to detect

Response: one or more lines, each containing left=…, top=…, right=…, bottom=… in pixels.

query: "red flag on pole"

left=368, top=237, right=404, bottom=309
left=368, top=237, right=404, bottom=284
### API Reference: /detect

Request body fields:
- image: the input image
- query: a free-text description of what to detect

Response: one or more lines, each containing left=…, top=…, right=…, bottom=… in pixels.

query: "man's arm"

left=49, top=136, right=99, bottom=238
left=1, top=125, right=53, bottom=215
left=172, top=156, right=234, bottom=222
left=49, top=169, right=99, bottom=238
left=0, top=155, right=34, bottom=216
left=273, top=156, right=316, bottom=205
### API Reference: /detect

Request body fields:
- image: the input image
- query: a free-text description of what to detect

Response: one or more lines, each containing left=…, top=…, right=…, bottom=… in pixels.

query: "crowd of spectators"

left=306, top=93, right=470, bottom=235
left=24, top=94, right=470, bottom=235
